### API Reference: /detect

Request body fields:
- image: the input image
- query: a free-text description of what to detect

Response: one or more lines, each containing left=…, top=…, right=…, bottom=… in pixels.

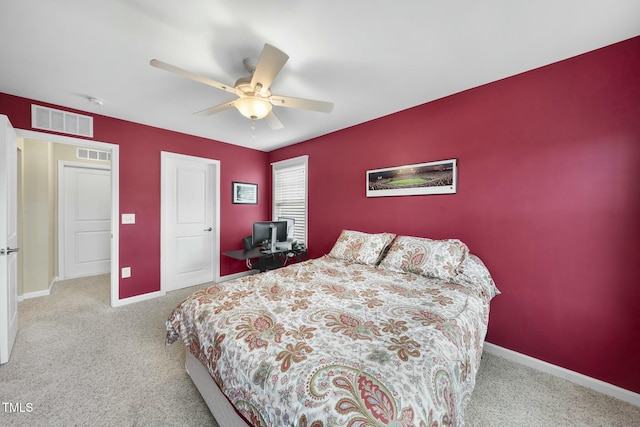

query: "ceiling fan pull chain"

left=251, top=118, right=256, bottom=139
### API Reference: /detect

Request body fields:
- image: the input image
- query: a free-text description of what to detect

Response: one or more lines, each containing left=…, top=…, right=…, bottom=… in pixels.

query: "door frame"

left=15, top=129, right=119, bottom=307
left=160, top=151, right=221, bottom=291
left=58, top=161, right=111, bottom=280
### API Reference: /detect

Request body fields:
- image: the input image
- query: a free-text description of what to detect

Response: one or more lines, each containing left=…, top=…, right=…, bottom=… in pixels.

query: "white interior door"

left=0, top=115, right=18, bottom=364
left=161, top=152, right=218, bottom=292
left=60, top=163, right=111, bottom=279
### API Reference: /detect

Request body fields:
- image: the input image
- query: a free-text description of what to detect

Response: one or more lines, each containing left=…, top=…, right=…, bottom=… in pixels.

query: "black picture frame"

left=232, top=182, right=258, bottom=204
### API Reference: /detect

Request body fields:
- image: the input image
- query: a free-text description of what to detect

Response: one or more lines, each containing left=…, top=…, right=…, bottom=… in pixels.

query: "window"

left=272, top=155, right=308, bottom=245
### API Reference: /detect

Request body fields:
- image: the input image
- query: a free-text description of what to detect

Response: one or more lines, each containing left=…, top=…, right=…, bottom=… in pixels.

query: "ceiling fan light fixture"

left=235, top=96, right=272, bottom=120
left=150, top=43, right=332, bottom=131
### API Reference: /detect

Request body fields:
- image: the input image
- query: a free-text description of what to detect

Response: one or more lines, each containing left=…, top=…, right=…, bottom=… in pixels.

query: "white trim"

left=270, top=154, right=309, bottom=169
left=110, top=148, right=120, bottom=305
left=483, top=342, right=640, bottom=407
left=20, top=290, right=49, bottom=299
left=271, top=155, right=309, bottom=245
left=111, top=290, right=166, bottom=307
left=17, top=129, right=113, bottom=150
left=15, top=129, right=120, bottom=307
left=20, top=276, right=58, bottom=300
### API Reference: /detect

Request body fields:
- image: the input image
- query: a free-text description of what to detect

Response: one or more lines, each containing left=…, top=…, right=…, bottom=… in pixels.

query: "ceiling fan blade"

left=264, top=111, right=284, bottom=130
left=150, top=59, right=238, bottom=95
left=194, top=101, right=235, bottom=116
left=270, top=95, right=333, bottom=113
left=250, top=44, right=289, bottom=94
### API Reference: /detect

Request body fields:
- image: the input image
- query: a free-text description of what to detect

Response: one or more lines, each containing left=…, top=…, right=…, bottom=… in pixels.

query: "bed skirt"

left=184, top=349, right=250, bottom=427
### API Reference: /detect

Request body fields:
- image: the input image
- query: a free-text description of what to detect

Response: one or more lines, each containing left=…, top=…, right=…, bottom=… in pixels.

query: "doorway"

left=16, top=129, right=119, bottom=307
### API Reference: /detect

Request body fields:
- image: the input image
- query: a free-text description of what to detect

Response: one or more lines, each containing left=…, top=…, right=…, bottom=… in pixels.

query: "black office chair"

left=242, top=236, right=253, bottom=250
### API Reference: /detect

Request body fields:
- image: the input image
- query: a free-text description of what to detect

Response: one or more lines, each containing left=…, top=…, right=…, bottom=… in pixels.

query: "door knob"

left=0, top=247, right=20, bottom=256
left=204, top=227, right=212, bottom=232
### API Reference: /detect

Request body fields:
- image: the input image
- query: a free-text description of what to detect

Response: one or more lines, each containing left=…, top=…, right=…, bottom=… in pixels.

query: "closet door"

left=60, top=164, right=111, bottom=278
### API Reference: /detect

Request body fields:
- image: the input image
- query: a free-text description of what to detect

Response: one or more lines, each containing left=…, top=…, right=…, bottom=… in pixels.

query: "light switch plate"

left=122, top=267, right=131, bottom=278
left=122, top=213, right=135, bottom=224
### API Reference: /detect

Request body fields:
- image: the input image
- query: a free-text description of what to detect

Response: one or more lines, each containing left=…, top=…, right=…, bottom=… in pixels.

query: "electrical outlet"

left=122, top=267, right=131, bottom=278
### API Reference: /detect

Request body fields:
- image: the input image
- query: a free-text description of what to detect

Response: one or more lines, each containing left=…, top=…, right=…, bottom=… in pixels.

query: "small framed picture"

left=232, top=182, right=258, bottom=204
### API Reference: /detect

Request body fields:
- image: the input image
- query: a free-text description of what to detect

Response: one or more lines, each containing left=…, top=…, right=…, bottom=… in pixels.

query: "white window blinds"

left=272, top=155, right=308, bottom=244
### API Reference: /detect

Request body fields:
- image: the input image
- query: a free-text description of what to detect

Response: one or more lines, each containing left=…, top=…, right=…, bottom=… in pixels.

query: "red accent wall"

left=269, top=36, right=640, bottom=393
left=0, top=93, right=270, bottom=298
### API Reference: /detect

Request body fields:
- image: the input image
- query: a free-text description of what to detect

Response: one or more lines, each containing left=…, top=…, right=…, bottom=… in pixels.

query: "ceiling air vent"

left=31, top=104, right=94, bottom=138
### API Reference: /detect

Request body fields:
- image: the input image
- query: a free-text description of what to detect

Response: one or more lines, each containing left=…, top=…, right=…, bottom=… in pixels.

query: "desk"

left=223, top=246, right=307, bottom=272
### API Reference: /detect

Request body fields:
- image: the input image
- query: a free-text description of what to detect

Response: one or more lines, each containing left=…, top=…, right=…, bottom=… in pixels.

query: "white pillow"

left=328, top=230, right=396, bottom=265
left=378, top=235, right=469, bottom=280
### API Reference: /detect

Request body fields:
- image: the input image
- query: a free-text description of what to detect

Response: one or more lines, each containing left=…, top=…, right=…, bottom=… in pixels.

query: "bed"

left=166, top=230, right=500, bottom=426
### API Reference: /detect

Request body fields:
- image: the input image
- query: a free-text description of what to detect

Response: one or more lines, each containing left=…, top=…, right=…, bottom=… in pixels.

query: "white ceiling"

left=1, top=1, right=639, bottom=152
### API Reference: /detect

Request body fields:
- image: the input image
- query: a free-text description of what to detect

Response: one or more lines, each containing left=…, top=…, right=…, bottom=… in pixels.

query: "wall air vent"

left=77, top=147, right=111, bottom=162
left=31, top=104, right=94, bottom=138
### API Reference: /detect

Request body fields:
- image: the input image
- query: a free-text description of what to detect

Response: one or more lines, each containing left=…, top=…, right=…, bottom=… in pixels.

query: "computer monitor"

left=252, top=221, right=288, bottom=247
left=278, top=217, right=295, bottom=240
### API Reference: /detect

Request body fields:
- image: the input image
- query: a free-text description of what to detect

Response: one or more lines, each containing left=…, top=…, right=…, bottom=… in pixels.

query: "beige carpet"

left=1, top=275, right=638, bottom=426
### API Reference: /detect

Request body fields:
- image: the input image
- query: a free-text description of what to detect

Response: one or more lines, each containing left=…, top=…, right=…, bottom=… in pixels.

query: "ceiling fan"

left=150, top=43, right=333, bottom=130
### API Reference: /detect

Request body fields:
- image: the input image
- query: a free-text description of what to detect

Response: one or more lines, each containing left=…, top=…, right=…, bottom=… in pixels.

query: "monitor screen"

left=278, top=217, right=295, bottom=239
left=252, top=221, right=288, bottom=246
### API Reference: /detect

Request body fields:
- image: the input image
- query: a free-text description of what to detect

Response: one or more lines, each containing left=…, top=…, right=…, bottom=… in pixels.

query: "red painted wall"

left=0, top=93, right=270, bottom=298
left=269, top=37, right=640, bottom=393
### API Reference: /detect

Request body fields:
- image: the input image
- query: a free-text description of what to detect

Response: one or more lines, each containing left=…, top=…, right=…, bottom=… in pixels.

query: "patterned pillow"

left=454, top=254, right=501, bottom=298
left=328, top=230, right=397, bottom=265
left=378, top=236, right=469, bottom=280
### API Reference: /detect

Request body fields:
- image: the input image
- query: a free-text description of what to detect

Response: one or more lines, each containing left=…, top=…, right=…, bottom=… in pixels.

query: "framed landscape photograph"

left=232, top=182, right=258, bottom=204
left=366, top=159, right=457, bottom=197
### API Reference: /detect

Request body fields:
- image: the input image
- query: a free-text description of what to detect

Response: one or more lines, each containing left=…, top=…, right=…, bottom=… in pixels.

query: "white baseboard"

left=111, top=290, right=166, bottom=307
left=112, top=271, right=254, bottom=308
left=20, top=273, right=254, bottom=307
left=21, top=289, right=50, bottom=299
left=483, top=342, right=640, bottom=407
left=20, top=276, right=58, bottom=300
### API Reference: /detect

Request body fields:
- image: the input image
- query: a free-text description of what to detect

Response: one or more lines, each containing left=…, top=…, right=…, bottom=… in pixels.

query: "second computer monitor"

left=252, top=221, right=288, bottom=247
left=278, top=217, right=295, bottom=240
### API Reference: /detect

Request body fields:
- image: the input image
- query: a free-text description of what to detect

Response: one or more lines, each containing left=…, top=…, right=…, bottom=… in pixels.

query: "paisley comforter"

left=167, top=255, right=496, bottom=426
